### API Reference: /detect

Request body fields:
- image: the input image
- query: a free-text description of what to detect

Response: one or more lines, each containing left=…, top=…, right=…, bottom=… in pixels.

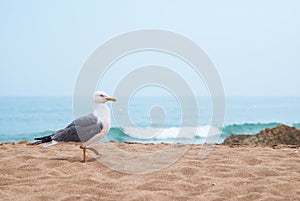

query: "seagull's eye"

left=100, top=94, right=104, bottom=97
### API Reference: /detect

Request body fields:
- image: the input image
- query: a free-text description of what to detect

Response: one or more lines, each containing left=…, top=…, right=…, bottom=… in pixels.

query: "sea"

left=0, top=96, right=299, bottom=144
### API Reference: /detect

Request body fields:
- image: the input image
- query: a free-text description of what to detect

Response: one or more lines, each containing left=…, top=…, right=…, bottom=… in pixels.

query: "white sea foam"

left=123, top=126, right=221, bottom=140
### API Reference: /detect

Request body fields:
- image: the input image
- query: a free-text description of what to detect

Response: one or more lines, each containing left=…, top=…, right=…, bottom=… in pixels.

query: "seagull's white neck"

left=93, top=103, right=111, bottom=130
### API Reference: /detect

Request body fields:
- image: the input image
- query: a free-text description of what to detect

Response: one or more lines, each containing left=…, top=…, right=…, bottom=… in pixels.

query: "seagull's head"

left=94, top=91, right=117, bottom=104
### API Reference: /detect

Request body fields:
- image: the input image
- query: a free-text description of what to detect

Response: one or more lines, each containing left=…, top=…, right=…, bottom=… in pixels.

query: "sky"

left=0, top=0, right=299, bottom=97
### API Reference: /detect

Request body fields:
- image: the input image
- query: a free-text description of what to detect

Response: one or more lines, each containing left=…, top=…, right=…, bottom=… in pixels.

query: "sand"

left=0, top=142, right=299, bottom=201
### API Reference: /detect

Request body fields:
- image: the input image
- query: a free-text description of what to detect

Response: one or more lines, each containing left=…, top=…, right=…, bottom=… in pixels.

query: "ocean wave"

left=293, top=123, right=300, bottom=128
left=222, top=122, right=281, bottom=136
left=1, top=122, right=299, bottom=143
left=123, top=126, right=222, bottom=140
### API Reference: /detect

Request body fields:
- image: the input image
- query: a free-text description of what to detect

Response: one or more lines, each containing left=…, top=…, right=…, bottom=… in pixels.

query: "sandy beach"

left=0, top=142, right=299, bottom=201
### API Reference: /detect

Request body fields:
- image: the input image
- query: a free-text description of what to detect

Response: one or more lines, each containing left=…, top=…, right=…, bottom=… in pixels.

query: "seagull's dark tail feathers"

left=34, top=135, right=53, bottom=143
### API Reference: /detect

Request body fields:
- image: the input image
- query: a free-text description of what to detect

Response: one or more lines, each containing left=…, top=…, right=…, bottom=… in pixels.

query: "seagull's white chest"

left=94, top=103, right=111, bottom=135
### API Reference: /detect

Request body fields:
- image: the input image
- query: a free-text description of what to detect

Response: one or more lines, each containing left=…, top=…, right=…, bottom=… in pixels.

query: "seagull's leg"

left=83, top=147, right=86, bottom=162
left=80, top=145, right=86, bottom=162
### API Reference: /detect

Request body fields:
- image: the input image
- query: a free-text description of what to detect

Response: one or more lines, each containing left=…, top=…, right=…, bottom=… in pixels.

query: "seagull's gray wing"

left=52, top=114, right=103, bottom=142
left=66, top=113, right=98, bottom=127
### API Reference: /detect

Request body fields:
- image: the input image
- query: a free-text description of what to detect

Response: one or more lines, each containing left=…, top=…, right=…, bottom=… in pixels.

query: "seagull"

left=34, top=91, right=116, bottom=162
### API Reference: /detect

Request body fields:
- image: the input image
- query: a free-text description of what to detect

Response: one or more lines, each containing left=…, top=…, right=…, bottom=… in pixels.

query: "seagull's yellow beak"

left=105, top=97, right=117, bottom=102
